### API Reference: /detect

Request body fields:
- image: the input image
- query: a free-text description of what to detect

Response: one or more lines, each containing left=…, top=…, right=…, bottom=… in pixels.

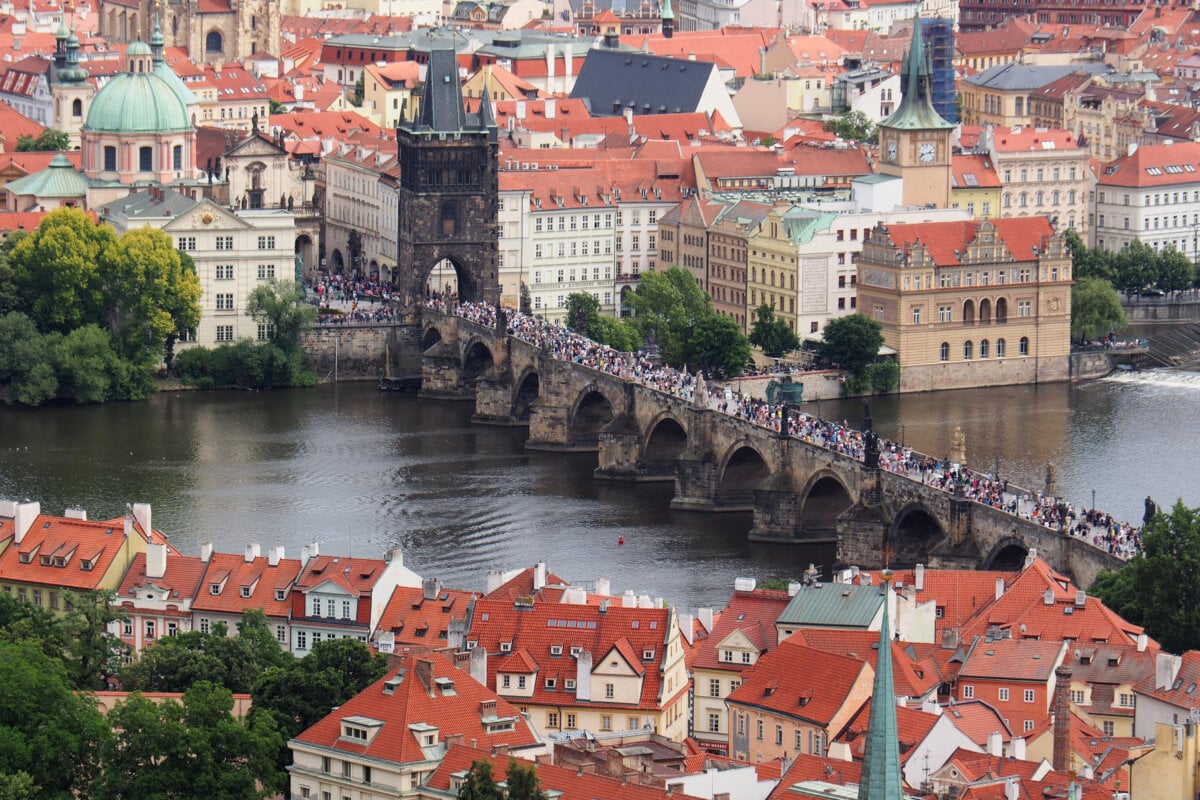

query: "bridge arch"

left=460, top=338, right=495, bottom=386
left=716, top=440, right=772, bottom=509
left=889, top=503, right=946, bottom=567
left=797, top=471, right=855, bottom=539
left=983, top=537, right=1031, bottom=571
left=513, top=367, right=541, bottom=423
left=642, top=413, right=688, bottom=474
left=567, top=383, right=620, bottom=448
left=421, top=325, right=444, bottom=352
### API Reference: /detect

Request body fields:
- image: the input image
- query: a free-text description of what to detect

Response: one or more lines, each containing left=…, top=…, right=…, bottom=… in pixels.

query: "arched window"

left=71, top=98, right=82, bottom=117
left=996, top=297, right=1008, bottom=323
left=1052, top=190, right=1060, bottom=205
left=979, top=298, right=992, bottom=323
left=1019, top=192, right=1028, bottom=208
left=963, top=299, right=976, bottom=324
left=103, top=145, right=116, bottom=171
left=964, top=340, right=974, bottom=359
left=940, top=342, right=949, bottom=361
left=980, top=339, right=989, bottom=358
left=206, top=30, right=223, bottom=54
left=997, top=338, right=1006, bottom=357
left=1019, top=336, right=1029, bottom=355
left=172, top=144, right=182, bottom=171
left=1015, top=96, right=1024, bottom=115
left=1068, top=189, right=1077, bottom=204
left=1004, top=193, right=1012, bottom=208
left=138, top=145, right=152, bottom=172
left=1035, top=191, right=1044, bottom=206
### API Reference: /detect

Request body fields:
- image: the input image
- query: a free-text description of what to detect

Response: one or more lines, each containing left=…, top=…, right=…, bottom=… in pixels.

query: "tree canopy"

left=749, top=303, right=800, bottom=358
left=1071, top=276, right=1127, bottom=342
left=822, top=110, right=877, bottom=143
left=818, top=314, right=884, bottom=376
left=14, top=130, right=70, bottom=152
left=457, top=759, right=548, bottom=800
left=1091, top=500, right=1200, bottom=654
left=565, top=291, right=641, bottom=353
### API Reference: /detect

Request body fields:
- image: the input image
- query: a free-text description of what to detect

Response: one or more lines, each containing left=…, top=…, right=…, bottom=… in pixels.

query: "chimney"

left=914, top=563, right=925, bottom=591
left=423, top=577, right=441, bottom=601
left=533, top=561, right=547, bottom=591
left=12, top=500, right=40, bottom=544
left=64, top=506, right=87, bottom=520
left=245, top=543, right=261, bottom=563
left=1043, top=588, right=1054, bottom=605
left=595, top=576, right=611, bottom=596
left=697, top=607, right=714, bottom=632
left=1004, top=776, right=1018, bottom=800
left=564, top=45, right=573, bottom=83
left=988, top=731, right=1003, bottom=756
left=1128, top=142, right=1139, bottom=157
left=307, top=542, right=319, bottom=560
left=200, top=542, right=214, bottom=562
left=146, top=542, right=168, bottom=580
left=1075, top=591, right=1086, bottom=607
left=124, top=509, right=134, bottom=537
left=1013, top=736, right=1027, bottom=761
left=301, top=545, right=309, bottom=563
left=1024, top=548, right=1038, bottom=569
left=621, top=590, right=636, bottom=608
left=788, top=581, right=802, bottom=596
left=678, top=613, right=694, bottom=644
left=268, top=545, right=284, bottom=567
left=386, top=548, right=403, bottom=567
left=453, top=650, right=471, bottom=671
left=759, top=45, right=768, bottom=76
left=1137, top=633, right=1148, bottom=653
left=544, top=99, right=555, bottom=120
left=1052, top=665, right=1072, bottom=773
left=470, top=645, right=488, bottom=686
left=448, top=617, right=466, bottom=649
left=575, top=651, right=593, bottom=701
left=486, top=569, right=504, bottom=594
left=545, top=42, right=556, bottom=94
left=414, top=658, right=435, bottom=695
left=1157, top=653, right=1182, bottom=690
left=996, top=577, right=1006, bottom=601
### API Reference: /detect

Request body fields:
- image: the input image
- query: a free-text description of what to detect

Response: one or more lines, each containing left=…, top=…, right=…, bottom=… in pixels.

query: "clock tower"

left=878, top=15, right=954, bottom=208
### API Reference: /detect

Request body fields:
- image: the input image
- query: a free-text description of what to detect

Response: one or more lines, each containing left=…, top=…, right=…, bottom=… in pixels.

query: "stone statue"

left=951, top=425, right=966, bottom=468
left=1044, top=462, right=1058, bottom=498
left=495, top=305, right=507, bottom=333
left=864, top=427, right=880, bottom=470
left=252, top=110, right=260, bottom=133
left=693, top=372, right=709, bottom=409
left=1143, top=496, right=1157, bottom=527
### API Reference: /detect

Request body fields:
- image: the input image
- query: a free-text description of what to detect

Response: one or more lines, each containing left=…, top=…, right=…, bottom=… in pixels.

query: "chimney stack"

left=914, top=563, right=925, bottom=591
left=996, top=577, right=1005, bottom=601
left=988, top=731, right=1002, bottom=756
left=414, top=658, right=435, bottom=695
left=12, top=500, right=40, bottom=544
left=268, top=545, right=284, bottom=567
left=146, top=542, right=168, bottom=580
left=245, top=543, right=261, bottom=563
left=200, top=542, right=214, bottom=562
left=1052, top=665, right=1072, bottom=773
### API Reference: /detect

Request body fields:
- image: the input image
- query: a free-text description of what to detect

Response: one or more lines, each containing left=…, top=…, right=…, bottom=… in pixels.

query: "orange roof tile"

left=793, top=628, right=943, bottom=698
left=376, top=583, right=478, bottom=648
left=726, top=636, right=870, bottom=727
left=767, top=753, right=863, bottom=799
left=693, top=588, right=791, bottom=672
left=190, top=551, right=302, bottom=619
left=116, top=550, right=207, bottom=604
left=836, top=699, right=940, bottom=761
left=295, top=554, right=387, bottom=596
left=881, top=217, right=1057, bottom=267
left=940, top=700, right=1013, bottom=747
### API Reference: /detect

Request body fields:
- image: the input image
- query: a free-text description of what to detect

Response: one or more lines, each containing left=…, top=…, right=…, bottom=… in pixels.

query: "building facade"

left=1093, top=141, right=1200, bottom=255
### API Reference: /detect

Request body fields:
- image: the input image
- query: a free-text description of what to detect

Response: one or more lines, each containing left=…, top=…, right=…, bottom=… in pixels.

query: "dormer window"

left=500, top=641, right=512, bottom=653
left=545, top=678, right=557, bottom=689
left=570, top=646, right=582, bottom=657
left=550, top=645, right=563, bottom=656
left=17, top=552, right=31, bottom=564
left=39, top=555, right=51, bottom=566
left=210, top=583, right=221, bottom=595
left=275, top=589, right=286, bottom=602
left=643, top=649, right=655, bottom=661
left=240, top=586, right=252, bottom=598
left=80, top=558, right=94, bottom=571
left=565, top=679, right=576, bottom=690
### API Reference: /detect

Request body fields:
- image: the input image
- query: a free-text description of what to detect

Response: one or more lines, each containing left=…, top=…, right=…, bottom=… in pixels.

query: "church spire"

left=661, top=0, right=675, bottom=39
left=856, top=569, right=904, bottom=800
left=879, top=13, right=953, bottom=132
left=151, top=0, right=165, bottom=63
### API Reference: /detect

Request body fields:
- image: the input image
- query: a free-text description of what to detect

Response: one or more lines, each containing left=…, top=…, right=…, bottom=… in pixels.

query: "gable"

left=227, top=135, right=288, bottom=159
left=305, top=578, right=353, bottom=597
left=717, top=628, right=758, bottom=652
left=162, top=199, right=252, bottom=232
left=594, top=644, right=640, bottom=677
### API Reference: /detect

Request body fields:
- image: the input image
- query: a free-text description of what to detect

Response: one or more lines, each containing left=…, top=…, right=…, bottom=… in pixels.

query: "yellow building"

left=1130, top=721, right=1200, bottom=800
left=855, top=216, right=1073, bottom=392
left=747, top=206, right=838, bottom=336
left=0, top=500, right=160, bottom=611
left=951, top=154, right=1002, bottom=219
left=362, top=61, right=421, bottom=129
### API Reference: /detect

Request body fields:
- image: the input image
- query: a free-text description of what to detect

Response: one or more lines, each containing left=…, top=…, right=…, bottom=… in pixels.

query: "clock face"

left=886, top=141, right=898, bottom=162
left=919, top=143, right=937, bottom=163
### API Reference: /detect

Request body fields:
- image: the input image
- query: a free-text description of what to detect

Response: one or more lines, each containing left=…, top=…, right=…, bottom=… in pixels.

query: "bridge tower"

left=395, top=41, right=500, bottom=307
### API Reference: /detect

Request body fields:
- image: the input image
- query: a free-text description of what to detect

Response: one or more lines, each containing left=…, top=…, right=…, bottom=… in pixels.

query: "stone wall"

left=1068, top=351, right=1113, bottom=382
left=1122, top=299, right=1200, bottom=322
left=301, top=324, right=421, bottom=381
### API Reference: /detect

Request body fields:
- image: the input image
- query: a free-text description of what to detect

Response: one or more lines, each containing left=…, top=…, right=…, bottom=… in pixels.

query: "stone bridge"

left=417, top=310, right=1124, bottom=588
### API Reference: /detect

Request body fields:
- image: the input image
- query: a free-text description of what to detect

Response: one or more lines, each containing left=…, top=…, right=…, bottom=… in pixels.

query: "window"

left=775, top=725, right=783, bottom=746
left=1024, top=689, right=1036, bottom=703
left=256, top=324, right=272, bottom=342
left=963, top=685, right=975, bottom=699
left=756, top=719, right=764, bottom=740
left=257, top=236, right=276, bottom=249
left=297, top=630, right=307, bottom=650
left=517, top=676, right=527, bottom=689
left=938, top=305, right=952, bottom=323
left=605, top=683, right=614, bottom=699
left=1024, top=720, right=1035, bottom=732
left=257, top=264, right=275, bottom=279
left=566, top=713, right=576, bottom=728
left=215, top=264, right=233, bottom=280
left=940, top=342, right=949, bottom=361
left=709, top=679, right=721, bottom=697
left=173, top=144, right=183, bottom=171
left=547, top=712, right=559, bottom=727
left=177, top=237, right=196, bottom=251
left=216, top=294, right=234, bottom=311
left=708, top=713, right=720, bottom=733
left=628, top=717, right=640, bottom=730
left=912, top=306, right=921, bottom=324
left=999, top=687, right=1010, bottom=701
left=1019, top=336, right=1029, bottom=356
left=600, top=715, right=612, bottom=731
left=980, top=339, right=989, bottom=358
left=342, top=599, right=351, bottom=619
left=139, top=145, right=153, bottom=172
left=1102, top=720, right=1115, bottom=735
left=502, top=675, right=511, bottom=688
left=276, top=625, right=286, bottom=643
left=1018, top=300, right=1032, bottom=317
left=964, top=340, right=973, bottom=360
left=1070, top=689, right=1085, bottom=704
left=1118, top=693, right=1135, bottom=708
left=997, top=338, right=1006, bottom=357
left=363, top=766, right=371, bottom=784
left=123, top=619, right=133, bottom=636
left=199, top=618, right=210, bottom=633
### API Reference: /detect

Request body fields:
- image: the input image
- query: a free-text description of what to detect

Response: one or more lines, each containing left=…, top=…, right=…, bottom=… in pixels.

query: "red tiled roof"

left=1135, top=650, right=1200, bottom=709
left=617, top=29, right=779, bottom=79
left=1098, top=141, right=1200, bottom=188
left=295, top=554, right=387, bottom=596
left=294, top=653, right=539, bottom=765
left=116, top=550, right=207, bottom=604
left=376, top=584, right=478, bottom=648
left=991, top=126, right=1083, bottom=153
left=693, top=588, right=791, bottom=672
left=767, top=753, right=863, bottom=799
left=726, top=636, right=870, bottom=727
left=836, top=699, right=940, bottom=761
left=952, top=154, right=1003, bottom=190
left=482, top=565, right=571, bottom=602
left=190, top=551, right=302, bottom=618
left=882, top=217, right=1056, bottom=267
left=793, top=628, right=943, bottom=698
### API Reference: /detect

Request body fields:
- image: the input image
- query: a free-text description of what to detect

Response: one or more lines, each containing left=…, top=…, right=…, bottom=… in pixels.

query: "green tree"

left=0, top=640, right=109, bottom=799
left=1063, top=229, right=1116, bottom=283
left=565, top=291, right=641, bottom=351
left=626, top=267, right=714, bottom=367
left=1091, top=500, right=1200, bottom=654
left=565, top=292, right=601, bottom=333
left=0, top=313, right=59, bottom=406
left=1113, top=239, right=1157, bottom=296
left=246, top=278, right=316, bottom=351
left=457, top=760, right=504, bottom=800
left=0, top=233, right=24, bottom=317
left=687, top=313, right=750, bottom=377
left=54, top=325, right=125, bottom=403
left=822, top=110, right=876, bottom=143
left=1071, top=276, right=1127, bottom=342
left=0, top=771, right=36, bottom=800
left=503, top=758, right=549, bottom=800
left=9, top=207, right=114, bottom=333
left=818, top=314, right=883, bottom=376
left=749, top=303, right=800, bottom=358
left=14, top=130, right=70, bottom=152
left=1156, top=245, right=1194, bottom=295
left=58, top=589, right=127, bottom=691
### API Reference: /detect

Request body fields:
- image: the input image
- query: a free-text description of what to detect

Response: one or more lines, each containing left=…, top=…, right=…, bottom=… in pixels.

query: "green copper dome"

left=84, top=69, right=191, bottom=134
left=127, top=39, right=152, bottom=56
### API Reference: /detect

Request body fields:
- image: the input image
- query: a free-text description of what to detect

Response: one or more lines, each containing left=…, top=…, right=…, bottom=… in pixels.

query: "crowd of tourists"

left=425, top=300, right=1145, bottom=560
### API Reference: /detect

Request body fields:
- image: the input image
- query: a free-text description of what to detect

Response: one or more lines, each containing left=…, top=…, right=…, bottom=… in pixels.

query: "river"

left=1, top=371, right=1196, bottom=610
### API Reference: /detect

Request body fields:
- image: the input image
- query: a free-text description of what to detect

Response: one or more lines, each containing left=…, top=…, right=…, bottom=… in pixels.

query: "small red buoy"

left=618, top=536, right=625, bottom=545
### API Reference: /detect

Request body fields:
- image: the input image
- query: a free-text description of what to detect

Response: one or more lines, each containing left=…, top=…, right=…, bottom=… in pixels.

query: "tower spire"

left=856, top=569, right=904, bottom=800
left=879, top=12, right=953, bottom=132
left=661, top=0, right=675, bottom=39
left=151, top=0, right=165, bottom=62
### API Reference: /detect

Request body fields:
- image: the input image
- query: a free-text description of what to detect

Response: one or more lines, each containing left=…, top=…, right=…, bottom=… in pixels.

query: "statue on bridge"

left=1144, top=496, right=1157, bottom=527
left=693, top=372, right=709, bottom=409
left=1044, top=462, right=1058, bottom=498
left=951, top=425, right=967, bottom=469
left=495, top=304, right=507, bottom=334
left=862, top=400, right=880, bottom=469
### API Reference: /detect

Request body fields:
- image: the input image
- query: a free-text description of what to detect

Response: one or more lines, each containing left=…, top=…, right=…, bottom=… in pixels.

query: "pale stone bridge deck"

left=415, top=310, right=1124, bottom=588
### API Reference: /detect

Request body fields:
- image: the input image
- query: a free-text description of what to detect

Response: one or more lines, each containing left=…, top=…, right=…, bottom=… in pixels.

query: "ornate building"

left=395, top=42, right=499, bottom=305
left=856, top=217, right=1072, bottom=392
left=99, top=0, right=280, bottom=63
left=876, top=15, right=955, bottom=209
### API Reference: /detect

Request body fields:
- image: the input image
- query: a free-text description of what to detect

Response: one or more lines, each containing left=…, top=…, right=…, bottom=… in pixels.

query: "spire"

left=661, top=0, right=675, bottom=38
left=151, top=0, right=165, bottom=62
left=879, top=12, right=953, bottom=132
left=476, top=85, right=497, bottom=143
left=414, top=41, right=466, bottom=133
left=856, top=570, right=904, bottom=800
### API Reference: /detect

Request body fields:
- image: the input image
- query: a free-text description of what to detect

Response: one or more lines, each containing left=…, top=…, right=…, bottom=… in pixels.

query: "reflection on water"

left=1, top=372, right=1196, bottom=608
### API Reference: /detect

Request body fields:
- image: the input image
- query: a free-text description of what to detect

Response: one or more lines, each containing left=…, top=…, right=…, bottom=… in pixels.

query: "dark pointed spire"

left=856, top=570, right=904, bottom=800
left=477, top=85, right=497, bottom=134
left=151, top=0, right=165, bottom=63
left=879, top=12, right=953, bottom=132
left=415, top=41, right=466, bottom=133
left=661, top=0, right=675, bottom=39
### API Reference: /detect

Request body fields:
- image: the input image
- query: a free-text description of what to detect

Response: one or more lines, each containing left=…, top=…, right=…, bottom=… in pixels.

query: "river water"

left=1, top=371, right=1196, bottom=610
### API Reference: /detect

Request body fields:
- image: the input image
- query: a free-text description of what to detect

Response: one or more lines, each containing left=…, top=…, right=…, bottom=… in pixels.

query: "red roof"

left=693, top=588, right=791, bottom=672
left=836, top=699, right=940, bottom=761
left=939, top=700, right=1013, bottom=747
left=376, top=583, right=478, bottom=648
left=882, top=217, right=1057, bottom=267
left=952, top=154, right=1003, bottom=190
left=767, top=753, right=863, bottom=799
left=293, top=653, right=539, bottom=765
left=190, top=550, right=302, bottom=618
left=294, top=554, right=388, bottom=596
left=726, top=636, right=870, bottom=727
left=1098, top=141, right=1200, bottom=188
left=793, top=628, right=944, bottom=699
left=116, top=549, right=207, bottom=605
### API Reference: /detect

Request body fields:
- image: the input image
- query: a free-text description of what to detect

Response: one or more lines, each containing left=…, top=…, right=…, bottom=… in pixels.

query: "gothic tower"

left=877, top=14, right=955, bottom=208
left=395, top=42, right=499, bottom=306
left=856, top=570, right=904, bottom=800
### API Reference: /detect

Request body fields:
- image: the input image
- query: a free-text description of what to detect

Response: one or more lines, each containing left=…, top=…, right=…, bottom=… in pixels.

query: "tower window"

left=206, top=30, right=223, bottom=54
left=139, top=146, right=153, bottom=172
left=72, top=98, right=82, bottom=117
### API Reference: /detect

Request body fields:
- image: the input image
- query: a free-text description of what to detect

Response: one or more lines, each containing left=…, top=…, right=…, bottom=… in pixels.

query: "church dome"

left=84, top=58, right=191, bottom=134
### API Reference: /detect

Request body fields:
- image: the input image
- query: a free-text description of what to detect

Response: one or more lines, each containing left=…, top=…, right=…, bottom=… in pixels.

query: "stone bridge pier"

left=413, top=309, right=1128, bottom=588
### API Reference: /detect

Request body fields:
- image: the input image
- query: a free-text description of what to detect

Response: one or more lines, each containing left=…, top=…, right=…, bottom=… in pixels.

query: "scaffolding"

left=923, top=17, right=957, bottom=124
